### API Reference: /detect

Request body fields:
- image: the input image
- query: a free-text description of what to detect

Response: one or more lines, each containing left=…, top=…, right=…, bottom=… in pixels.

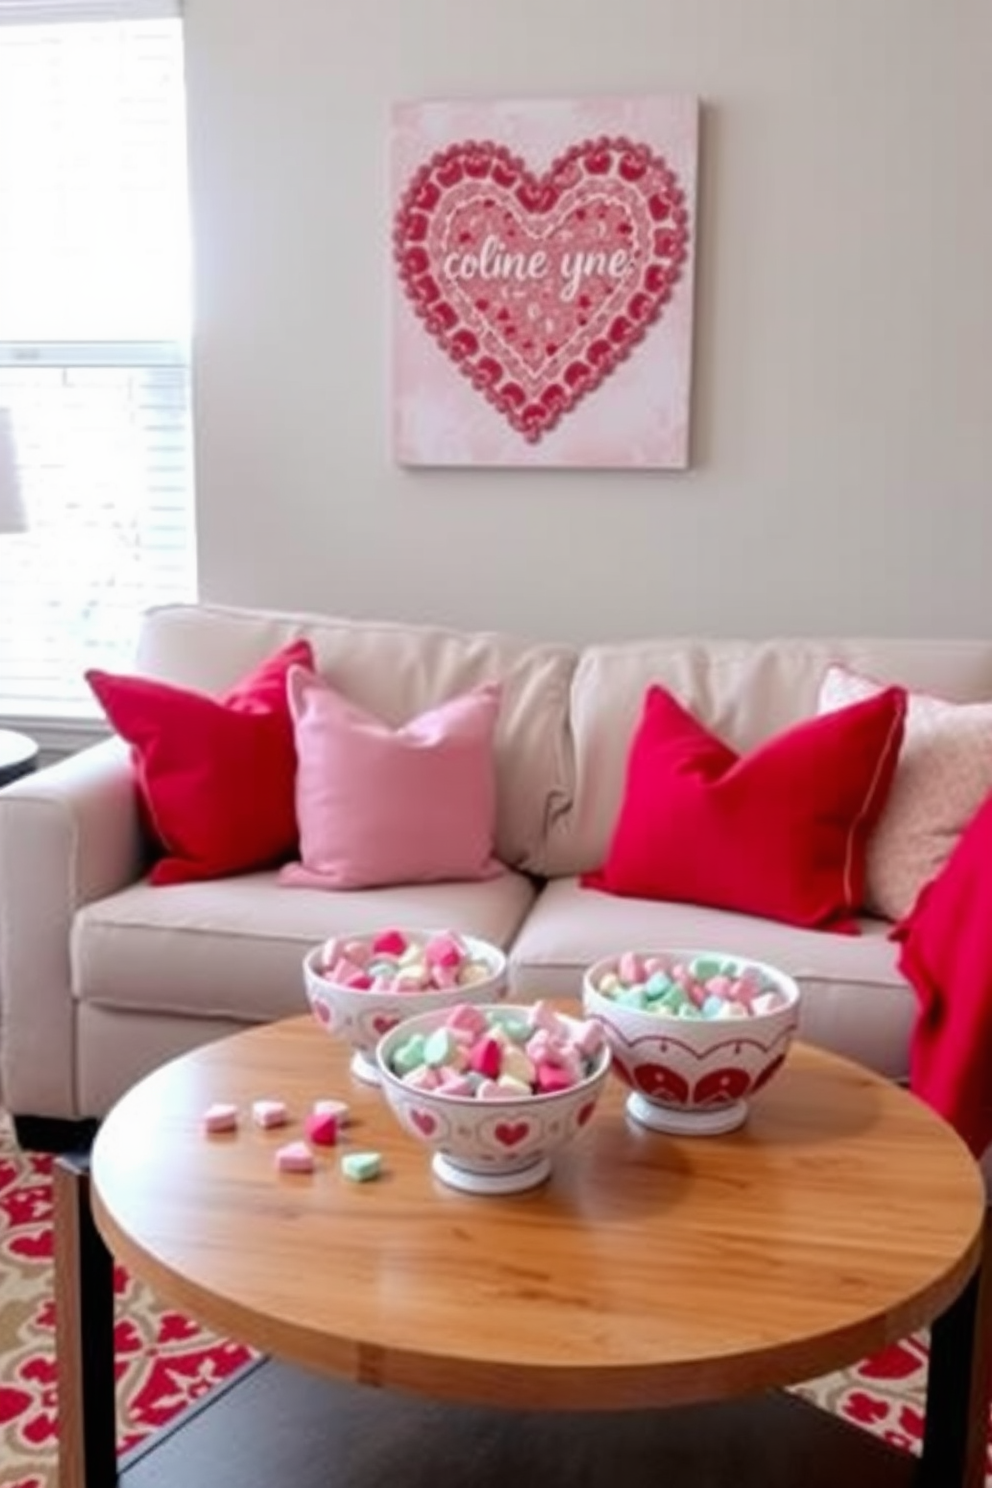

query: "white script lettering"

left=443, top=236, right=630, bottom=301
left=560, top=248, right=630, bottom=303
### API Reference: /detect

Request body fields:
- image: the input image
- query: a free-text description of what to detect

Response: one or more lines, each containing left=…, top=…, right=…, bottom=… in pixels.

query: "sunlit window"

left=0, top=10, right=195, bottom=720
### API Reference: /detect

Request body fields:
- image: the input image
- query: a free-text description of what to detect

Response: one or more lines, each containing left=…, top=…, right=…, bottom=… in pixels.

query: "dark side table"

left=0, top=727, right=39, bottom=786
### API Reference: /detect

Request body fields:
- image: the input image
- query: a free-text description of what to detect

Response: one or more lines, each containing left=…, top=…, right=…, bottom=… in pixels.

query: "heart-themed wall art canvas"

left=391, top=94, right=699, bottom=469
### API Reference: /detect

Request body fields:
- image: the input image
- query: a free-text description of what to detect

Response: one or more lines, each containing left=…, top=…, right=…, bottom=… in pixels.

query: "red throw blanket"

left=893, top=789, right=992, bottom=1159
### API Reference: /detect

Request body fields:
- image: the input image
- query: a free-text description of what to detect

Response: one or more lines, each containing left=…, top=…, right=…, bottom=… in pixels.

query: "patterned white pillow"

left=817, top=664, right=992, bottom=922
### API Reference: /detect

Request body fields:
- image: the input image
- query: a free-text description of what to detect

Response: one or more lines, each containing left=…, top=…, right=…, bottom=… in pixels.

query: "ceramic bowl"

left=583, top=949, right=800, bottom=1136
left=302, top=928, right=508, bottom=1085
left=375, top=1003, right=611, bottom=1195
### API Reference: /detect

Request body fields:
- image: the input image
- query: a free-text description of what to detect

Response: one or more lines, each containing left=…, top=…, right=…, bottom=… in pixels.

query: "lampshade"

left=0, top=407, right=26, bottom=535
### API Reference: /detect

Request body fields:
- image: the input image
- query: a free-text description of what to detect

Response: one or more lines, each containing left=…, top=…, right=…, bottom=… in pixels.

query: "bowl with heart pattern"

left=375, top=1002, right=611, bottom=1195
left=303, top=928, right=508, bottom=1086
left=583, top=950, right=800, bottom=1136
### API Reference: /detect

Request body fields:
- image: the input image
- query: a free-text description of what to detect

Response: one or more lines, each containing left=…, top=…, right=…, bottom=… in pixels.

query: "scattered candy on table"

left=202, top=1101, right=239, bottom=1134
left=385, top=1001, right=606, bottom=1098
left=340, top=1151, right=383, bottom=1183
left=316, top=928, right=494, bottom=993
left=589, top=953, right=790, bottom=1019
left=251, top=1098, right=290, bottom=1129
left=305, top=1110, right=339, bottom=1146
left=275, top=1140, right=315, bottom=1175
left=203, top=1092, right=381, bottom=1179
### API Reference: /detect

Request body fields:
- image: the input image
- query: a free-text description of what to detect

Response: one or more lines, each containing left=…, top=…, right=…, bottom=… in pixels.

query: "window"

left=0, top=1, right=195, bottom=724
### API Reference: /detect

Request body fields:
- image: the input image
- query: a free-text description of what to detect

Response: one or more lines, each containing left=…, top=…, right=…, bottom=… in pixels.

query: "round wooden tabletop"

left=90, top=1015, right=985, bottom=1412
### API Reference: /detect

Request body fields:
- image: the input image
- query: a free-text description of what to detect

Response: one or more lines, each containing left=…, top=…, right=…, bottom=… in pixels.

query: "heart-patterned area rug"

left=0, top=1113, right=254, bottom=1488
left=1, top=1110, right=989, bottom=1487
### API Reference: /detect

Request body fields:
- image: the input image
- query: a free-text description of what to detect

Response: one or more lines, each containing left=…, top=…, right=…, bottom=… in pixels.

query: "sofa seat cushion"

left=510, top=878, right=915, bottom=1081
left=72, top=870, right=536, bottom=1024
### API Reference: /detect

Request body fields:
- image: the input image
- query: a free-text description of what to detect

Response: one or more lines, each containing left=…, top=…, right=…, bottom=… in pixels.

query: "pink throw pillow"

left=818, top=664, right=992, bottom=921
left=279, top=667, right=504, bottom=890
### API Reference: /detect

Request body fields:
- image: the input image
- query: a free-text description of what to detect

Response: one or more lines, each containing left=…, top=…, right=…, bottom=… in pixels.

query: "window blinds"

left=0, top=8, right=194, bottom=719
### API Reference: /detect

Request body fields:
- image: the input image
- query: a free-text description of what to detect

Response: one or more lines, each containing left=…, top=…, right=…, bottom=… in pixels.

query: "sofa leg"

left=12, top=1114, right=99, bottom=1154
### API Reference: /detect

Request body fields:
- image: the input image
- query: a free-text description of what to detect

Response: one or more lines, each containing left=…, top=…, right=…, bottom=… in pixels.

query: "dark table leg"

left=54, top=1154, right=119, bottom=1488
left=919, top=1209, right=991, bottom=1488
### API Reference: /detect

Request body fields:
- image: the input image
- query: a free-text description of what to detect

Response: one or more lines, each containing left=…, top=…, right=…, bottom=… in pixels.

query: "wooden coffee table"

left=55, top=1015, right=990, bottom=1488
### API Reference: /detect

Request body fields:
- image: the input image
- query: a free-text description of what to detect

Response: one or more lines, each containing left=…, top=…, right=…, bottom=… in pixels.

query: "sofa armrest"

left=0, top=738, right=146, bottom=1118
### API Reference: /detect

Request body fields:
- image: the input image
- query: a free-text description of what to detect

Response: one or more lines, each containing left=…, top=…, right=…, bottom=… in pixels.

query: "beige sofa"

left=2, top=602, right=991, bottom=1167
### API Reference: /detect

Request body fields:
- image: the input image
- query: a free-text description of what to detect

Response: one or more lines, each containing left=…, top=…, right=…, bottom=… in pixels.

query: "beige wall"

left=183, top=0, right=992, bottom=643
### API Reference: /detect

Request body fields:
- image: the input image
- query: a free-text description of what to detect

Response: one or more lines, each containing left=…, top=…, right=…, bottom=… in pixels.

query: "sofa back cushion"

left=136, top=604, right=577, bottom=871
left=538, top=638, right=992, bottom=879
left=136, top=612, right=992, bottom=889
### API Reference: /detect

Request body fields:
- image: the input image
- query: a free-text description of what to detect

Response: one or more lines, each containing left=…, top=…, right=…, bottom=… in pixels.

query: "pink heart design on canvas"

left=410, top=1108, right=437, bottom=1137
left=394, top=137, right=690, bottom=442
left=494, top=1120, right=530, bottom=1148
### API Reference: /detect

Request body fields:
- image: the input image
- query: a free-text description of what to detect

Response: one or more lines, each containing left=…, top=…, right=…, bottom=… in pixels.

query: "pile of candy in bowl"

left=303, top=927, right=507, bottom=1084
left=583, top=949, right=800, bottom=1135
left=375, top=999, right=611, bottom=1195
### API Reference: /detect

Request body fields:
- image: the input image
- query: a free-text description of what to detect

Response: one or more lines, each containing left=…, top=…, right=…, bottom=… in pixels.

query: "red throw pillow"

left=86, top=639, right=314, bottom=885
left=582, top=683, right=907, bottom=931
